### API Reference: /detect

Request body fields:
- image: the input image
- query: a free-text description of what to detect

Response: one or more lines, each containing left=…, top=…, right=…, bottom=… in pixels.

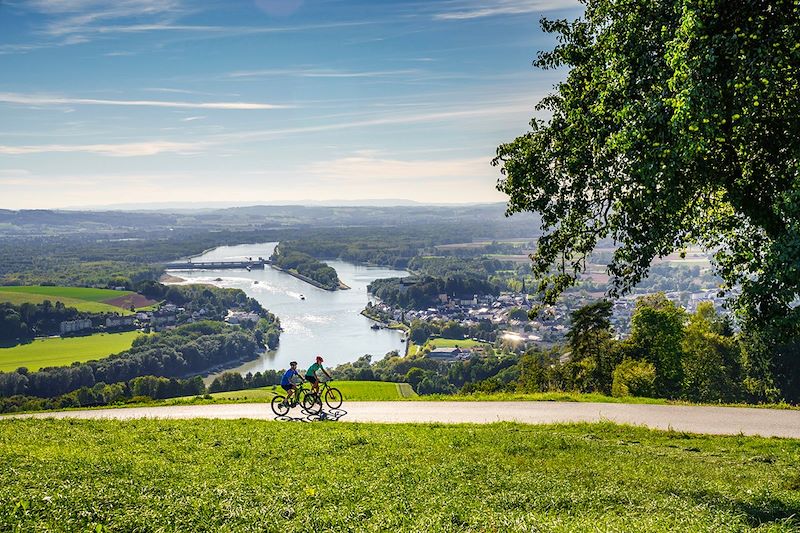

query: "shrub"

left=612, top=359, right=656, bottom=398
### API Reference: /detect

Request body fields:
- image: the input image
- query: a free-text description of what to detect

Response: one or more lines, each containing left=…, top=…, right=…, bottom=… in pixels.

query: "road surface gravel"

left=7, top=401, right=800, bottom=438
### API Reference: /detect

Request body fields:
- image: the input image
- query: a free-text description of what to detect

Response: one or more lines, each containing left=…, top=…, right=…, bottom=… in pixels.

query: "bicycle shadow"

left=273, top=407, right=348, bottom=423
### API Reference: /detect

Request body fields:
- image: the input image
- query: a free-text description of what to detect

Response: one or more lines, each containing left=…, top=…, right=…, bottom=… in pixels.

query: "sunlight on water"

left=168, top=242, right=409, bottom=379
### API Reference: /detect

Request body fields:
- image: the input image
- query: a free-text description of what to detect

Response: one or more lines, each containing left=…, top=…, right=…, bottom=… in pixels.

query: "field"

left=427, top=337, right=492, bottom=350
left=0, top=286, right=156, bottom=313
left=0, top=419, right=798, bottom=531
left=203, top=381, right=417, bottom=402
left=0, top=331, right=140, bottom=372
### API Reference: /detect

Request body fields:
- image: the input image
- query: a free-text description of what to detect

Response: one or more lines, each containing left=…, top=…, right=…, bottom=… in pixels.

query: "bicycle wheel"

left=271, top=395, right=289, bottom=416
left=302, top=391, right=322, bottom=414
left=324, top=388, right=343, bottom=409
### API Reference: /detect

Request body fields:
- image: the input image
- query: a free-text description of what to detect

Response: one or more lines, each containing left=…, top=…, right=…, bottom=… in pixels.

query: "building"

left=225, top=310, right=261, bottom=325
left=428, top=347, right=471, bottom=361
left=106, top=316, right=135, bottom=329
left=60, top=319, right=92, bottom=335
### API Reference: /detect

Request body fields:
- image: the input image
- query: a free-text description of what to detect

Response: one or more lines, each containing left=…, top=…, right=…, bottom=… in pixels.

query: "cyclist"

left=280, top=361, right=303, bottom=406
left=305, top=355, right=332, bottom=395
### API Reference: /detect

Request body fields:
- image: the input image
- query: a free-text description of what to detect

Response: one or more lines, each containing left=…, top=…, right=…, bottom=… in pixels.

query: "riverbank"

left=269, top=264, right=348, bottom=291
left=159, top=273, right=186, bottom=283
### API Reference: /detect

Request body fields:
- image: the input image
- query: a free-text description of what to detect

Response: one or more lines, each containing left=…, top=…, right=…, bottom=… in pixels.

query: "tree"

left=626, top=294, right=686, bottom=397
left=681, top=302, right=743, bottom=402
left=565, top=300, right=620, bottom=393
left=493, top=1, right=800, bottom=375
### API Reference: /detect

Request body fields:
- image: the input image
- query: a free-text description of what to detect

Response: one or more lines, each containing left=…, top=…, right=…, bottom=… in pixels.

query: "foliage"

left=0, top=375, right=204, bottom=413
left=626, top=294, right=687, bottom=397
left=0, top=321, right=258, bottom=398
left=493, top=0, right=800, bottom=374
left=368, top=273, right=498, bottom=310
left=681, top=302, right=743, bottom=402
left=0, top=299, right=132, bottom=345
left=207, top=370, right=281, bottom=393
left=270, top=243, right=340, bottom=290
left=612, top=359, right=657, bottom=398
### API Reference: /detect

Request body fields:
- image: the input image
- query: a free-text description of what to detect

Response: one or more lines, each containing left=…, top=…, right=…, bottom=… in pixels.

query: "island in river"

left=166, top=242, right=409, bottom=380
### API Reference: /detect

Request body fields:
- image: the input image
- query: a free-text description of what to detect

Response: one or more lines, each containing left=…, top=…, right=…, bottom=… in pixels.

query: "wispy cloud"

left=0, top=92, right=289, bottom=110
left=25, top=0, right=185, bottom=37
left=0, top=140, right=202, bottom=157
left=215, top=101, right=539, bottom=142
left=228, top=68, right=418, bottom=79
left=432, top=0, right=580, bottom=20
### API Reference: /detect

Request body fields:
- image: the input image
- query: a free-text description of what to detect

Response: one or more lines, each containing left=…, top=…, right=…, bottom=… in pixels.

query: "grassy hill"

left=0, top=419, right=797, bottom=531
left=0, top=331, right=141, bottom=372
left=204, top=381, right=417, bottom=402
left=0, top=286, right=156, bottom=314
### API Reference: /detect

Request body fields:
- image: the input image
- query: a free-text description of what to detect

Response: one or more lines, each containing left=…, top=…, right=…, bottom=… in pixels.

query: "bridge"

left=165, top=257, right=271, bottom=270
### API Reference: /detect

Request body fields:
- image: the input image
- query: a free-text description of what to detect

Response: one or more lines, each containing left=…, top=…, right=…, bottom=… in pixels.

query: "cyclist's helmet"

left=290, top=361, right=297, bottom=366
left=316, top=355, right=324, bottom=363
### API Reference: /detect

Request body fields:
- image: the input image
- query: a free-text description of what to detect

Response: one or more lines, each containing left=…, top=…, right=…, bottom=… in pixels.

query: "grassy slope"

left=0, top=286, right=137, bottom=314
left=0, top=419, right=798, bottom=532
left=203, top=381, right=417, bottom=402
left=0, top=331, right=140, bottom=372
left=0, top=285, right=130, bottom=302
left=427, top=337, right=491, bottom=350
left=0, top=291, right=131, bottom=314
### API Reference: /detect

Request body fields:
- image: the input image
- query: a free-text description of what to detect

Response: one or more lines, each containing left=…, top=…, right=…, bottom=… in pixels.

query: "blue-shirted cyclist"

left=280, top=361, right=303, bottom=406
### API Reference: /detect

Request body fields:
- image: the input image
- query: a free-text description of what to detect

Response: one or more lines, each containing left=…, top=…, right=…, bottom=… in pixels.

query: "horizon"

left=1, top=198, right=511, bottom=213
left=0, top=0, right=583, bottom=209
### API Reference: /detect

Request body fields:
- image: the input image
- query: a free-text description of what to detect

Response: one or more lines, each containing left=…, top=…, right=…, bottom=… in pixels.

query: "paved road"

left=9, top=401, right=800, bottom=438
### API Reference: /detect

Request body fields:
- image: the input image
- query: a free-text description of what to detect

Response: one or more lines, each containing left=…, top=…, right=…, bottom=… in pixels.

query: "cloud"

left=25, top=0, right=184, bottom=37
left=216, top=101, right=538, bottom=142
left=0, top=92, right=289, bottom=110
left=432, top=0, right=580, bottom=20
left=228, top=68, right=418, bottom=79
left=0, top=140, right=202, bottom=157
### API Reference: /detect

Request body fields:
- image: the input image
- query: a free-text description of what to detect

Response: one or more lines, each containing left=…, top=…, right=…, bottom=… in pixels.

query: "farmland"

left=0, top=286, right=156, bottom=314
left=1, top=418, right=797, bottom=531
left=0, top=331, right=141, bottom=372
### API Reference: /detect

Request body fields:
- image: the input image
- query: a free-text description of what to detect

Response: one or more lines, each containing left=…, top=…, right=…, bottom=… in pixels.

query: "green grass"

left=167, top=387, right=796, bottom=411
left=427, top=337, right=492, bottom=350
left=0, top=285, right=129, bottom=302
left=0, top=285, right=138, bottom=313
left=0, top=331, right=140, bottom=372
left=200, top=381, right=417, bottom=402
left=0, top=419, right=798, bottom=531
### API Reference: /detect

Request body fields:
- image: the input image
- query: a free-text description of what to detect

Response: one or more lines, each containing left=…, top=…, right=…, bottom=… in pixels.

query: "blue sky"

left=0, top=0, right=582, bottom=209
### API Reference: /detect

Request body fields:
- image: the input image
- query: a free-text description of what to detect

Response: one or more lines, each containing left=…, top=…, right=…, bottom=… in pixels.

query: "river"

left=167, top=242, right=408, bottom=379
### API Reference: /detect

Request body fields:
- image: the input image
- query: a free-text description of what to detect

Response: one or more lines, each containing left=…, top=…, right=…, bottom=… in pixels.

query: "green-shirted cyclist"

left=305, top=355, right=332, bottom=395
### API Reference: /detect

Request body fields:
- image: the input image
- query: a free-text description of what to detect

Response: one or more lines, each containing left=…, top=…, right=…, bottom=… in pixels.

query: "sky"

left=0, top=0, right=583, bottom=209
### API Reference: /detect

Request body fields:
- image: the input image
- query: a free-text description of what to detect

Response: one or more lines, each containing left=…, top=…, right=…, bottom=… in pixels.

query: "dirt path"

left=8, top=401, right=800, bottom=438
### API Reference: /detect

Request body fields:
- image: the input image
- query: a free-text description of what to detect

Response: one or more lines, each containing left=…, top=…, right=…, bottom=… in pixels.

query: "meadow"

left=0, top=331, right=140, bottom=372
left=427, top=337, right=492, bottom=350
left=0, top=285, right=152, bottom=314
left=0, top=419, right=797, bottom=532
left=203, top=381, right=416, bottom=402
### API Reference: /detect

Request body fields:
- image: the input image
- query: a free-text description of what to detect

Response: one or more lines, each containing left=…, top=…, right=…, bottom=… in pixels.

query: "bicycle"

left=306, top=378, right=343, bottom=410
left=271, top=382, right=318, bottom=416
